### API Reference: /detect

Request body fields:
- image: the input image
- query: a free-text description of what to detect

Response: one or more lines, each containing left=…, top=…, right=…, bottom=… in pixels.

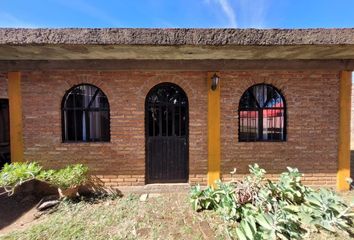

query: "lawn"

left=0, top=191, right=353, bottom=240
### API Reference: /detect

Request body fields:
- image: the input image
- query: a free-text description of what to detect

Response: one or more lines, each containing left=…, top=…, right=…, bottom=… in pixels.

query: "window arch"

left=62, top=84, right=110, bottom=142
left=238, top=84, right=286, bottom=142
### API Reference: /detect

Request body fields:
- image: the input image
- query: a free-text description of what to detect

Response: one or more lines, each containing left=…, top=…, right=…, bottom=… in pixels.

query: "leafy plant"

left=214, top=180, right=240, bottom=221
left=191, top=180, right=243, bottom=220
left=46, top=164, right=89, bottom=190
left=190, top=184, right=220, bottom=211
left=0, top=162, right=90, bottom=195
left=235, top=205, right=304, bottom=240
left=300, top=188, right=354, bottom=233
left=0, top=162, right=43, bottom=195
left=234, top=164, right=265, bottom=206
left=190, top=164, right=354, bottom=240
left=267, top=167, right=309, bottom=205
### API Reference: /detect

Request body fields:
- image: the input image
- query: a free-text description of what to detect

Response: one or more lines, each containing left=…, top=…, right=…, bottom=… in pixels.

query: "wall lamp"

left=211, top=73, right=220, bottom=91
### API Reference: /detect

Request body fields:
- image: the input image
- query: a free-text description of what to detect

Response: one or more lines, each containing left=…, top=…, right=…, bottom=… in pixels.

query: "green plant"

left=236, top=202, right=305, bottom=240
left=190, top=184, right=220, bottom=211
left=267, top=167, right=309, bottom=205
left=47, top=164, right=89, bottom=190
left=0, top=162, right=90, bottom=196
left=214, top=180, right=240, bottom=221
left=190, top=180, right=242, bottom=221
left=0, top=162, right=43, bottom=195
left=234, top=164, right=265, bottom=206
left=190, top=164, right=354, bottom=240
left=300, top=188, right=354, bottom=233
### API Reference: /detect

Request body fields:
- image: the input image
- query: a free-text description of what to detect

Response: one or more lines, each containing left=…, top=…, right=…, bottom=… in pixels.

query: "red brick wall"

left=0, top=73, right=7, bottom=98
left=18, top=70, right=340, bottom=187
left=20, top=71, right=208, bottom=186
left=221, top=71, right=340, bottom=186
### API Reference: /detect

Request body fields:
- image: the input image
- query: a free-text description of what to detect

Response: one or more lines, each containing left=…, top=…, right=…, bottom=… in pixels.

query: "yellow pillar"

left=337, top=71, right=351, bottom=191
left=8, top=72, right=24, bottom=162
left=207, top=72, right=221, bottom=187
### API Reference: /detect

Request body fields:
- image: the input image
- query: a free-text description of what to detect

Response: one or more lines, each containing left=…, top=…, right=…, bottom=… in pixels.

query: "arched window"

left=62, top=84, right=110, bottom=142
left=238, top=84, right=286, bottom=142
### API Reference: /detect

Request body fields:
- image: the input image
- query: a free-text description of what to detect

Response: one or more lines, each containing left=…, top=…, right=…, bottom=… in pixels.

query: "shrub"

left=190, top=164, right=354, bottom=239
left=300, top=188, right=354, bottom=233
left=0, top=162, right=89, bottom=195
left=46, top=164, right=89, bottom=190
left=0, top=162, right=43, bottom=195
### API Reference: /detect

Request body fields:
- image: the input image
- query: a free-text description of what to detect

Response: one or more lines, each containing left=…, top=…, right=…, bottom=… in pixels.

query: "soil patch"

left=0, top=193, right=41, bottom=234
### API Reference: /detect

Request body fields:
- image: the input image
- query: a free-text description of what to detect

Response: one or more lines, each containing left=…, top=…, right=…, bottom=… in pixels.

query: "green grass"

left=0, top=193, right=207, bottom=240
left=0, top=191, right=353, bottom=240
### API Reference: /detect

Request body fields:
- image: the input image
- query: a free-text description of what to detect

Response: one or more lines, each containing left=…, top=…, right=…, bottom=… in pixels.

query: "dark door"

left=145, top=83, right=188, bottom=183
left=0, top=99, right=10, bottom=168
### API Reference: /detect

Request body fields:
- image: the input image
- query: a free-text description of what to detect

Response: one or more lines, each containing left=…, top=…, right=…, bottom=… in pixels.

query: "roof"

left=1, top=28, right=354, bottom=45
left=0, top=28, right=354, bottom=61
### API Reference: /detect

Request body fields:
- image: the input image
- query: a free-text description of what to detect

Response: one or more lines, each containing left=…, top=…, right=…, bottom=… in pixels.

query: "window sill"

left=61, top=141, right=112, bottom=145
left=238, top=140, right=286, bottom=143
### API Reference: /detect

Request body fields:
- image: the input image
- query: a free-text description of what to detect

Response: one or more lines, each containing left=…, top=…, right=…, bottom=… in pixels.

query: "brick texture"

left=221, top=71, right=340, bottom=186
left=20, top=71, right=208, bottom=186
left=0, top=73, right=7, bottom=98
left=8, top=70, right=342, bottom=187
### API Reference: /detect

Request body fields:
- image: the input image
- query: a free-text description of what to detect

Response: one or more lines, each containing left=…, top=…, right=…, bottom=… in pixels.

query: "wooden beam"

left=207, top=72, right=221, bottom=187
left=8, top=72, right=24, bottom=162
left=337, top=71, right=352, bottom=191
left=0, top=59, right=353, bottom=72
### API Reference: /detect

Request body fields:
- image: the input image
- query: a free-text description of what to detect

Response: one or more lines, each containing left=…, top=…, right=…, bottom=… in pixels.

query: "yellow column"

left=8, top=72, right=24, bottom=162
left=337, top=71, right=351, bottom=191
left=207, top=72, right=221, bottom=187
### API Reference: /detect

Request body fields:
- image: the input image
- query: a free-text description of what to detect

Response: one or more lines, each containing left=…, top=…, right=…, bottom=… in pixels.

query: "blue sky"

left=0, top=0, right=354, bottom=28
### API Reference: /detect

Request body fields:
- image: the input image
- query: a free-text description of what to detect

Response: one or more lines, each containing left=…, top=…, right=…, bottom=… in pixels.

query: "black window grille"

left=238, top=84, right=286, bottom=142
left=146, top=83, right=188, bottom=138
left=62, top=84, right=110, bottom=142
left=145, top=83, right=189, bottom=183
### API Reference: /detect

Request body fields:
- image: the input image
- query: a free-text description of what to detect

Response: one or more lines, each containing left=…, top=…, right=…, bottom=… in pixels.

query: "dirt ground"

left=0, top=193, right=42, bottom=234
left=0, top=180, right=58, bottom=235
left=0, top=192, right=219, bottom=240
left=0, top=189, right=353, bottom=240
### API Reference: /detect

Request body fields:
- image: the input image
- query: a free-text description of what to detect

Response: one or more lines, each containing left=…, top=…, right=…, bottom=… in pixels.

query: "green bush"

left=0, top=162, right=43, bottom=195
left=300, top=188, right=353, bottom=233
left=46, top=164, right=89, bottom=190
left=0, top=162, right=89, bottom=195
left=190, top=164, right=354, bottom=240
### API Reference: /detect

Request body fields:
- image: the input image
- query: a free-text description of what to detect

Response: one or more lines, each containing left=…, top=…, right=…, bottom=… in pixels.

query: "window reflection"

left=62, top=84, right=110, bottom=142
left=239, top=84, right=286, bottom=142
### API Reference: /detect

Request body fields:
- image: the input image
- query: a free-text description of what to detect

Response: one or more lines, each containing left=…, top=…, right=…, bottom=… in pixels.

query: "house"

left=0, top=28, right=352, bottom=190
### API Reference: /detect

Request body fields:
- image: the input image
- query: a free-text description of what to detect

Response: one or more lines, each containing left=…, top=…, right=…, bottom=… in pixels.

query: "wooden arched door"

left=145, top=83, right=189, bottom=183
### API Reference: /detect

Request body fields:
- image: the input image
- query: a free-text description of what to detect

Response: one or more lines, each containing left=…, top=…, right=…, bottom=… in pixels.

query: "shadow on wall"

left=351, top=151, right=354, bottom=189
left=351, top=151, right=354, bottom=182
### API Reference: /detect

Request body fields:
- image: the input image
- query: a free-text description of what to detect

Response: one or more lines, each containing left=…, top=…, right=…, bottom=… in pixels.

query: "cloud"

left=204, top=0, right=237, bottom=27
left=217, top=0, right=237, bottom=28
left=205, top=0, right=268, bottom=28
left=237, top=0, right=267, bottom=28
left=0, top=12, right=37, bottom=28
